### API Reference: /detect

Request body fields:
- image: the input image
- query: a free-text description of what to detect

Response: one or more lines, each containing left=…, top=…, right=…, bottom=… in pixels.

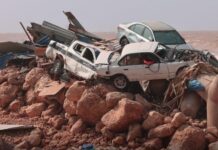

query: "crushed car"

left=46, top=40, right=194, bottom=90
left=117, top=21, right=192, bottom=49
left=45, top=40, right=113, bottom=79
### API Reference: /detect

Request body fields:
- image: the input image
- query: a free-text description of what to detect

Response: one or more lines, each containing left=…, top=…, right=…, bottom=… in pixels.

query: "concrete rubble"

left=0, top=11, right=217, bottom=150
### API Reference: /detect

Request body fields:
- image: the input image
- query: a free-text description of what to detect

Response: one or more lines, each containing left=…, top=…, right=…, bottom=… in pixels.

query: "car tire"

left=120, top=37, right=129, bottom=48
left=113, top=75, right=129, bottom=90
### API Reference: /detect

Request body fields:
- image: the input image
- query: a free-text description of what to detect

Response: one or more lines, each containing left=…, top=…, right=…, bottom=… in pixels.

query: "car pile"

left=0, top=11, right=218, bottom=150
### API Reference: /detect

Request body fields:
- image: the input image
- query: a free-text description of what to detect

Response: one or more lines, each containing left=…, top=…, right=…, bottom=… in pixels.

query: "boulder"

left=135, top=94, right=153, bottom=110
left=142, top=111, right=164, bottom=130
left=0, top=82, right=19, bottom=108
left=106, top=92, right=133, bottom=109
left=148, top=123, right=175, bottom=138
left=70, top=119, right=86, bottom=135
left=65, top=81, right=86, bottom=102
left=112, top=136, right=126, bottom=146
left=23, top=68, right=44, bottom=90
left=41, top=103, right=61, bottom=117
left=144, top=138, right=163, bottom=150
left=63, top=98, right=77, bottom=116
left=209, top=141, right=218, bottom=150
left=26, top=88, right=36, bottom=105
left=206, top=126, right=218, bottom=138
left=168, top=125, right=206, bottom=150
left=48, top=115, right=66, bottom=129
left=25, top=103, right=46, bottom=117
left=101, top=98, right=144, bottom=132
left=77, top=92, right=108, bottom=125
left=8, top=99, right=22, bottom=112
left=127, top=123, right=142, bottom=142
left=171, top=112, right=187, bottom=128
left=27, top=134, right=41, bottom=147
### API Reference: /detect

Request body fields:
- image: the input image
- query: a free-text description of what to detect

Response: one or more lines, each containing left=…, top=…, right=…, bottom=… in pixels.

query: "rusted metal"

left=19, top=22, right=34, bottom=44
left=63, top=11, right=86, bottom=31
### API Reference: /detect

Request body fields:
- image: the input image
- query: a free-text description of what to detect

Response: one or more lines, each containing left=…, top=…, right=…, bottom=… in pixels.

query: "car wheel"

left=120, top=37, right=129, bottom=47
left=113, top=75, right=129, bottom=90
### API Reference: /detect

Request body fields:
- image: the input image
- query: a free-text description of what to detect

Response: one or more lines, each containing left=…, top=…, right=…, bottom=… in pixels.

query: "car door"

left=128, top=24, right=146, bottom=43
left=142, top=27, right=155, bottom=42
left=77, top=48, right=96, bottom=79
left=141, top=53, right=170, bottom=80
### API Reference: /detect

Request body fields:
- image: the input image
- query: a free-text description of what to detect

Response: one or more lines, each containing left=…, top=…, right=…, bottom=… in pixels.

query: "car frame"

left=117, top=21, right=192, bottom=49
left=96, top=42, right=194, bottom=90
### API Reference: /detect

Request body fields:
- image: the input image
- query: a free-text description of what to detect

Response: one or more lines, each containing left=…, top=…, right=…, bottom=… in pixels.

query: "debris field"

left=0, top=11, right=217, bottom=150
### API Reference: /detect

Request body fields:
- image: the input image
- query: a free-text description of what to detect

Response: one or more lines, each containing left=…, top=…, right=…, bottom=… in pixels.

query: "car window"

left=82, top=48, right=94, bottom=63
left=153, top=30, right=185, bottom=45
left=142, top=28, right=154, bottom=41
left=119, top=53, right=160, bottom=66
left=74, top=43, right=86, bottom=55
left=129, top=25, right=136, bottom=31
left=133, top=24, right=145, bottom=35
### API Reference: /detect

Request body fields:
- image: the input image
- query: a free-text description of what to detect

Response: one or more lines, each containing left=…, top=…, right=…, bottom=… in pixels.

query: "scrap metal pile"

left=0, top=12, right=218, bottom=150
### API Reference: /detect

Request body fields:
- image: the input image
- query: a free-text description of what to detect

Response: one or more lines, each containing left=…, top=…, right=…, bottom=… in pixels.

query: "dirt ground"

left=0, top=31, right=218, bottom=150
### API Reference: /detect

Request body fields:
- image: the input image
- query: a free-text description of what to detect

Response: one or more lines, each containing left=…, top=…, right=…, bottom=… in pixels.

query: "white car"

left=96, top=42, right=194, bottom=90
left=117, top=21, right=192, bottom=49
left=46, top=40, right=113, bottom=79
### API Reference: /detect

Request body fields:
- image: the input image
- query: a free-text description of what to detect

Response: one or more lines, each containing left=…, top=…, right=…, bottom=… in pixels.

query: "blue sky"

left=0, top=0, right=217, bottom=33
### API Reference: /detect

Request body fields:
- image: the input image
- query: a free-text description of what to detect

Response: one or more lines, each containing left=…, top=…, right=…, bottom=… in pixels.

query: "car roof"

left=121, top=42, right=159, bottom=57
left=141, top=21, right=175, bottom=31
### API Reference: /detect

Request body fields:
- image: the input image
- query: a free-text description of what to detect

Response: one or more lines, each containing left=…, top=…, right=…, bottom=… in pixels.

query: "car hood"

left=95, top=51, right=113, bottom=65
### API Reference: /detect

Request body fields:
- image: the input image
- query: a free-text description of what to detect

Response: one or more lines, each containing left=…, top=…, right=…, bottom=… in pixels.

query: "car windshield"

left=93, top=48, right=100, bottom=59
left=153, top=30, right=185, bottom=45
left=108, top=52, right=120, bottom=64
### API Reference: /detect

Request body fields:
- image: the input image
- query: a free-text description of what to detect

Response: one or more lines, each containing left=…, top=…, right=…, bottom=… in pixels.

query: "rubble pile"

left=0, top=64, right=216, bottom=150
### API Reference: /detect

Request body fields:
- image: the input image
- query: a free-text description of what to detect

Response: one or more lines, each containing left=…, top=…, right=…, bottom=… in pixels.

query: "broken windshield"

left=153, top=30, right=185, bottom=45
left=108, top=52, right=120, bottom=64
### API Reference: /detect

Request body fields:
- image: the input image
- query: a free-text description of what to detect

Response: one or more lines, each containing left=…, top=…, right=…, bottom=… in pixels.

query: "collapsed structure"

left=0, top=11, right=217, bottom=150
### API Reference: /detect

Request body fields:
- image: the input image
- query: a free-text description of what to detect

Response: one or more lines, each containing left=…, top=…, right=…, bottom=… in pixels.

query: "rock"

left=168, top=125, right=206, bottom=150
left=148, top=123, right=175, bottom=138
left=171, top=112, right=187, bottom=128
left=25, top=103, right=46, bottom=117
left=127, top=123, right=142, bottom=142
left=0, top=82, right=19, bottom=108
left=8, top=99, right=22, bottom=112
left=31, top=147, right=42, bottom=150
left=101, top=98, right=144, bottom=132
left=70, top=119, right=85, bottom=135
left=205, top=133, right=217, bottom=143
left=95, top=122, right=104, bottom=133
left=207, top=126, right=218, bottom=138
left=142, top=111, right=164, bottom=130
left=65, top=81, right=86, bottom=102
left=112, top=136, right=126, bottom=146
left=209, top=141, right=218, bottom=150
left=42, top=103, right=61, bottom=117
left=26, top=88, right=36, bottom=104
left=164, top=116, right=173, bottom=124
left=27, top=134, right=41, bottom=147
left=23, top=68, right=44, bottom=90
left=128, top=141, right=139, bottom=149
left=15, top=141, right=30, bottom=149
left=105, top=92, right=133, bottom=109
left=63, top=98, right=77, bottom=116
left=77, top=92, right=108, bottom=125
left=89, top=83, right=116, bottom=98
left=0, top=138, right=13, bottom=150
left=101, top=127, right=114, bottom=139
left=144, top=138, right=163, bottom=150
left=135, top=94, right=153, bottom=110
left=48, top=115, right=66, bottom=129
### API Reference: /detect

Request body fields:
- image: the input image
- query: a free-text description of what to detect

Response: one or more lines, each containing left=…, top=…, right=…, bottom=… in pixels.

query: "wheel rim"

left=114, top=76, right=127, bottom=89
